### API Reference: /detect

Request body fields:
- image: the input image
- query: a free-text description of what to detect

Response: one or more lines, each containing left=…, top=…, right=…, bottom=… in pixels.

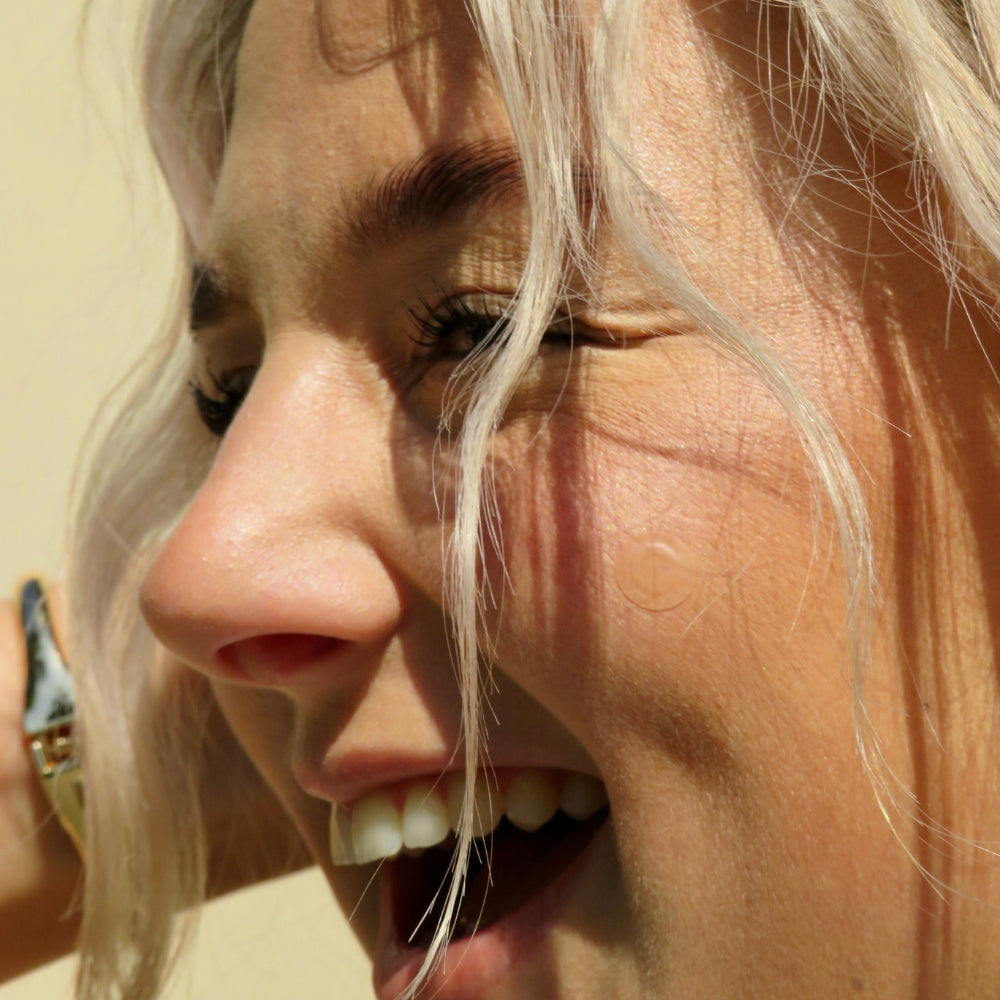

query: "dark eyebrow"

left=189, top=138, right=526, bottom=333
left=340, top=137, right=524, bottom=251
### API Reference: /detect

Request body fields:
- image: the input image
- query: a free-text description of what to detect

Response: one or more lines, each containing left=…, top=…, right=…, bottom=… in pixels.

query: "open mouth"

left=329, top=769, right=610, bottom=952
left=391, top=806, right=610, bottom=948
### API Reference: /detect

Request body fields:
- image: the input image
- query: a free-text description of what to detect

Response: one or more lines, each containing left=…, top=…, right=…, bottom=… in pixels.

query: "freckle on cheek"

left=615, top=531, right=698, bottom=611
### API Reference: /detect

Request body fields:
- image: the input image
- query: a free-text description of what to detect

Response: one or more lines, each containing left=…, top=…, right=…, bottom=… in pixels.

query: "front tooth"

left=329, top=804, right=356, bottom=866
left=447, top=773, right=465, bottom=830
left=559, top=774, right=609, bottom=820
left=447, top=772, right=503, bottom=838
left=470, top=776, right=504, bottom=837
left=402, top=782, right=450, bottom=850
left=352, top=791, right=403, bottom=864
left=505, top=770, right=559, bottom=831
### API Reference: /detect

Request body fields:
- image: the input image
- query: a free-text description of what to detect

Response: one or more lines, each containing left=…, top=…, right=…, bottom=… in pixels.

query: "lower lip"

left=373, top=817, right=611, bottom=1000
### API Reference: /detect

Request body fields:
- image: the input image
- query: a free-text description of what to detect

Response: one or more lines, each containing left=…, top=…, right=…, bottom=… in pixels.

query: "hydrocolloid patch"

left=615, top=530, right=698, bottom=612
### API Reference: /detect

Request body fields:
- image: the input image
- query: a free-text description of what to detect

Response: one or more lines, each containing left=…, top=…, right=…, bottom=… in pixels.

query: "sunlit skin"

left=139, top=0, right=1000, bottom=997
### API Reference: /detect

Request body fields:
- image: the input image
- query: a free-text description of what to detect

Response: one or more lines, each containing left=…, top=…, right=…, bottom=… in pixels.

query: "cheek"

left=484, top=350, right=920, bottom=983
left=484, top=343, right=829, bottom=744
left=485, top=345, right=890, bottom=815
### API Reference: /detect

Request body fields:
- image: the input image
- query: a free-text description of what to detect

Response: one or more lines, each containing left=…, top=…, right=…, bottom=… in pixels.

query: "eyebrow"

left=189, top=138, right=526, bottom=333
left=341, top=137, right=524, bottom=250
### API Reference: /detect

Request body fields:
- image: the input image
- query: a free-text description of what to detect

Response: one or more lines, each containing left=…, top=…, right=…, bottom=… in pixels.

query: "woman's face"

left=140, top=1, right=1000, bottom=997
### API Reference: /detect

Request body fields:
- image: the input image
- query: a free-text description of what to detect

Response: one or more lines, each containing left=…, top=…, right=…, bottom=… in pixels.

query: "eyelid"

left=409, top=288, right=656, bottom=357
left=420, top=289, right=516, bottom=320
left=582, top=305, right=697, bottom=340
left=407, top=289, right=515, bottom=360
left=418, top=288, right=583, bottom=335
left=465, top=292, right=675, bottom=342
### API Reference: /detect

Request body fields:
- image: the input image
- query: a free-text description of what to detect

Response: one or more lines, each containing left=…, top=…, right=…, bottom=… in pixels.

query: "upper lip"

left=290, top=695, right=605, bottom=807
left=292, top=748, right=466, bottom=806
left=293, top=747, right=603, bottom=808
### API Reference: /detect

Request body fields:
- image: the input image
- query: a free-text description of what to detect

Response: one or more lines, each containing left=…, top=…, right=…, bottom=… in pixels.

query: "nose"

left=140, top=334, right=408, bottom=693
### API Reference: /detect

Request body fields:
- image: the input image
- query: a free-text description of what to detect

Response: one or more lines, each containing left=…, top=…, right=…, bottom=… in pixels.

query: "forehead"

left=206, top=0, right=502, bottom=269
left=239, top=0, right=467, bottom=88
left=313, top=0, right=449, bottom=72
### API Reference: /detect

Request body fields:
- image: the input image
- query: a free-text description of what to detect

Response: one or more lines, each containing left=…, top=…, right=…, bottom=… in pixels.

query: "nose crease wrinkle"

left=313, top=0, right=441, bottom=75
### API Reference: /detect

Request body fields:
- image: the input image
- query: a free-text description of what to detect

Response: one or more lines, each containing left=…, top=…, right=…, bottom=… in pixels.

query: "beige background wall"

left=0, top=2, right=369, bottom=996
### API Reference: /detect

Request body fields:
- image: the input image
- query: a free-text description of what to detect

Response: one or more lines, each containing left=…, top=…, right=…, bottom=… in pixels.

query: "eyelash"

left=190, top=296, right=574, bottom=436
left=408, top=294, right=511, bottom=361
left=190, top=368, right=256, bottom=437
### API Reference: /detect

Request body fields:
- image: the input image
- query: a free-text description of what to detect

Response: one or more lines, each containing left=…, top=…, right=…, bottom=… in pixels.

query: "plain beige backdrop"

left=0, top=2, right=370, bottom=996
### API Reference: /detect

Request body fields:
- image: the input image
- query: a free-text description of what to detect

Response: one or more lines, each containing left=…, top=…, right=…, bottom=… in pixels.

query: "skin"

left=140, top=0, right=1000, bottom=997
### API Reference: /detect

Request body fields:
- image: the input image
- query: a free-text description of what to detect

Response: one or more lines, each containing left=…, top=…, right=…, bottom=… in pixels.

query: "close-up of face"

left=137, top=0, right=1000, bottom=998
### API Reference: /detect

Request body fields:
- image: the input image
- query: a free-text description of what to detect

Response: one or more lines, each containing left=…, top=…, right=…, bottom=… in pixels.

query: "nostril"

left=217, top=633, right=343, bottom=684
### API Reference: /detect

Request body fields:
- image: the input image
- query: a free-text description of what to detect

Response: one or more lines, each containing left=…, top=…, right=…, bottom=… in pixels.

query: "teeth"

left=505, top=770, right=559, bottom=831
left=330, top=769, right=608, bottom=867
left=447, top=772, right=503, bottom=838
left=559, top=773, right=609, bottom=820
left=402, top=782, right=450, bottom=850
left=446, top=772, right=466, bottom=831
left=351, top=792, right=403, bottom=865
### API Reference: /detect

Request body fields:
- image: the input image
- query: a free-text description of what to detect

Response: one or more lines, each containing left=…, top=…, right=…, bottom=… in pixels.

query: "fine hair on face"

left=67, top=1, right=1000, bottom=998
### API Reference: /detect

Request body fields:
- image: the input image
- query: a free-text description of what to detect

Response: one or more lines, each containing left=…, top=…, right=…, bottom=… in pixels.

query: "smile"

left=327, top=769, right=611, bottom=997
left=330, top=768, right=608, bottom=866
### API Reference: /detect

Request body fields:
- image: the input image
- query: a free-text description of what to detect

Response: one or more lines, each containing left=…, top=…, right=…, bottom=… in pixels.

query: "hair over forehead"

left=142, top=0, right=255, bottom=246
left=313, top=0, right=456, bottom=74
left=143, top=0, right=486, bottom=247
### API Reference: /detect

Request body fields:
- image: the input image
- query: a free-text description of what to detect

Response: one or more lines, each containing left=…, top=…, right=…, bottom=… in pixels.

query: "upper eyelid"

left=411, top=291, right=583, bottom=343
left=418, top=286, right=515, bottom=310
left=419, top=288, right=588, bottom=325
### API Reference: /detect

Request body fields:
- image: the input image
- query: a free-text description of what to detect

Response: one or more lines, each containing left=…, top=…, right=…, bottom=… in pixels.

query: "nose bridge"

left=141, top=333, right=407, bottom=679
left=212, top=335, right=387, bottom=528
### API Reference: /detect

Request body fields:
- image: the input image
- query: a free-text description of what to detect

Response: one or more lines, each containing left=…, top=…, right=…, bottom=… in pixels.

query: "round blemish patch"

left=615, top=531, right=697, bottom=612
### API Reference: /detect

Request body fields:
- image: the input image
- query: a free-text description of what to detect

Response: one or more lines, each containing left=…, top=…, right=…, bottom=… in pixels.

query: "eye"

left=408, top=292, right=578, bottom=366
left=190, top=367, right=256, bottom=437
left=409, top=293, right=511, bottom=362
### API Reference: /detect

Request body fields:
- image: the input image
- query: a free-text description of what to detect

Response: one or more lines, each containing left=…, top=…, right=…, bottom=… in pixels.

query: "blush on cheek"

left=614, top=531, right=700, bottom=612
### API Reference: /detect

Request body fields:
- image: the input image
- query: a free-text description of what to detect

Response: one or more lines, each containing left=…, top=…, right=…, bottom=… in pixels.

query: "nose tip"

left=218, top=633, right=346, bottom=685
left=139, top=340, right=408, bottom=691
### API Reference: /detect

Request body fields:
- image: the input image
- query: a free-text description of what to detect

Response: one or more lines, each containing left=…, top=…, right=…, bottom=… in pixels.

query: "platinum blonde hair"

left=68, top=0, right=1000, bottom=997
